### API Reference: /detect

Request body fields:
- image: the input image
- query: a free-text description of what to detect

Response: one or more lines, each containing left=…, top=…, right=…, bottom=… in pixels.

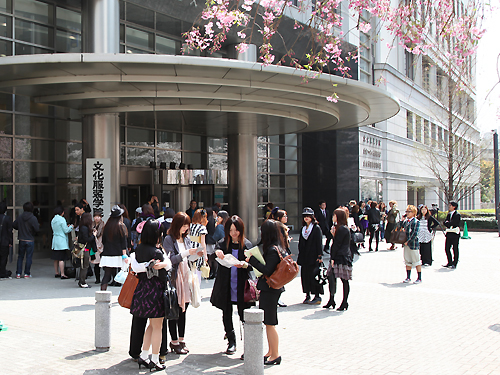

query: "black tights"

left=369, top=228, right=379, bottom=250
left=340, top=279, right=349, bottom=306
left=100, top=266, right=114, bottom=290
left=94, top=264, right=101, bottom=283
left=168, top=303, right=188, bottom=341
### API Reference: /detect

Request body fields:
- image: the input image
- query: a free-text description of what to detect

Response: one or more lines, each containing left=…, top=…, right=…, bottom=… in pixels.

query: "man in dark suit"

left=315, top=200, right=333, bottom=254
left=443, top=201, right=461, bottom=269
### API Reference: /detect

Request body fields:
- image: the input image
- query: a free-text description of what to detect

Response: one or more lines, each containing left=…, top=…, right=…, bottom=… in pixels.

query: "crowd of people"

left=0, top=195, right=463, bottom=372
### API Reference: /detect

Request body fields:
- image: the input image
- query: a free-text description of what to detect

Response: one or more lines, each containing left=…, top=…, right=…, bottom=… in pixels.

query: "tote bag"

left=118, top=267, right=139, bottom=309
left=265, top=247, right=299, bottom=290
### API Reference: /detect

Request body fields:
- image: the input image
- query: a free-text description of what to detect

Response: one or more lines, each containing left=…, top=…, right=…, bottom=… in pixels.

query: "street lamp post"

left=493, top=130, right=500, bottom=237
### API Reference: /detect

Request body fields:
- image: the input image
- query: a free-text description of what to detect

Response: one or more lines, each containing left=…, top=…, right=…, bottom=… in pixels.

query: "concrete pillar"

left=244, top=309, right=264, bottom=375
left=228, top=132, right=258, bottom=243
left=227, top=43, right=257, bottom=62
left=83, top=114, right=121, bottom=206
left=178, top=185, right=192, bottom=214
left=82, top=0, right=120, bottom=54
left=95, top=291, right=112, bottom=351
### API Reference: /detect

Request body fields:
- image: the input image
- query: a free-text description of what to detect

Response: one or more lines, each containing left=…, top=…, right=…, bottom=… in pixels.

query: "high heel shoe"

left=337, top=303, right=348, bottom=311
left=170, top=342, right=188, bottom=354
left=149, top=361, right=166, bottom=372
left=264, top=356, right=282, bottom=365
left=323, top=299, right=335, bottom=309
left=137, top=357, right=151, bottom=369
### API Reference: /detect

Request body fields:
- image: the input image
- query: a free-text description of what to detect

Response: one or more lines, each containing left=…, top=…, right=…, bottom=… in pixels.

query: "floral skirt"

left=130, top=277, right=165, bottom=319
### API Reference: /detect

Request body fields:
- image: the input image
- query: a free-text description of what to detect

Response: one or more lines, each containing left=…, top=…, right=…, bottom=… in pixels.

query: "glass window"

left=127, top=127, right=154, bottom=146
left=120, top=126, right=125, bottom=144
left=0, top=113, right=12, bottom=134
left=56, top=7, right=80, bottom=31
left=0, top=15, right=12, bottom=38
left=0, top=93, right=12, bottom=111
left=0, top=136, right=12, bottom=158
left=0, top=184, right=13, bottom=205
left=270, top=175, right=285, bottom=188
left=183, top=134, right=202, bottom=152
left=269, top=189, right=284, bottom=202
left=268, top=135, right=279, bottom=144
left=284, top=146, right=297, bottom=160
left=55, top=183, right=81, bottom=207
left=54, top=120, right=81, bottom=141
left=56, top=29, right=81, bottom=52
left=257, top=158, right=268, bottom=172
left=360, top=71, right=370, bottom=83
left=286, top=175, right=298, bottom=188
left=0, top=160, right=12, bottom=182
left=208, top=154, right=227, bottom=169
left=0, top=39, right=12, bottom=56
left=15, top=0, right=52, bottom=24
left=258, top=174, right=268, bottom=187
left=284, top=134, right=297, bottom=146
left=286, top=189, right=298, bottom=202
left=127, top=111, right=154, bottom=128
left=157, top=131, right=181, bottom=149
left=124, top=45, right=150, bottom=54
left=15, top=161, right=54, bottom=183
left=56, top=163, right=81, bottom=183
left=208, top=137, right=227, bottom=153
left=156, top=13, right=181, bottom=36
left=126, top=26, right=154, bottom=50
left=183, top=152, right=202, bottom=169
left=258, top=189, right=268, bottom=203
left=16, top=184, right=54, bottom=206
left=15, top=20, right=53, bottom=47
left=269, top=144, right=280, bottom=159
left=156, top=112, right=182, bottom=132
left=126, top=3, right=154, bottom=29
left=15, top=138, right=54, bottom=160
left=0, top=0, right=12, bottom=13
left=157, top=149, right=181, bottom=164
left=15, top=115, right=54, bottom=137
left=156, top=35, right=177, bottom=55
left=55, top=141, right=81, bottom=162
left=15, top=43, right=51, bottom=55
left=360, top=58, right=370, bottom=72
left=257, top=142, right=268, bottom=158
left=269, top=159, right=280, bottom=173
left=120, top=146, right=125, bottom=165
left=127, top=147, right=153, bottom=166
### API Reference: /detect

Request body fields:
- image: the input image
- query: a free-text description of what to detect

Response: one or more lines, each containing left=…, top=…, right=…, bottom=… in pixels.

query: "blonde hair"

left=406, top=205, right=417, bottom=215
left=389, top=200, right=397, bottom=206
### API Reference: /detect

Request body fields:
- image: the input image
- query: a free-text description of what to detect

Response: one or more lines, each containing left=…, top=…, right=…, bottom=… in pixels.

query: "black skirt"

left=259, top=290, right=282, bottom=326
left=300, top=264, right=324, bottom=296
left=51, top=250, right=68, bottom=261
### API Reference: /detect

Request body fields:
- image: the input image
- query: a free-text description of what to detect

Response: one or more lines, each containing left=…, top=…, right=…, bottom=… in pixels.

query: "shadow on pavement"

left=302, top=309, right=343, bottom=320
left=279, top=302, right=323, bottom=312
left=63, top=304, right=95, bottom=312
left=66, top=350, right=104, bottom=361
left=488, top=324, right=500, bottom=332
left=380, top=282, right=412, bottom=288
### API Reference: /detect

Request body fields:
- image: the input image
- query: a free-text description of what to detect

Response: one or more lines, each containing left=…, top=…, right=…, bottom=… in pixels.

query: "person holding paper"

left=210, top=215, right=254, bottom=355
left=189, top=209, right=209, bottom=266
left=246, top=220, right=285, bottom=366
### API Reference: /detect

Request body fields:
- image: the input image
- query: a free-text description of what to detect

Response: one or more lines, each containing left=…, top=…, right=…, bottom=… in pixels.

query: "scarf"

left=176, top=257, right=191, bottom=312
left=302, top=224, right=313, bottom=240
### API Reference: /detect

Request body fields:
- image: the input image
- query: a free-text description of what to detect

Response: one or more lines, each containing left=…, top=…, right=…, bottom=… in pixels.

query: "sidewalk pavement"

left=1, top=232, right=500, bottom=374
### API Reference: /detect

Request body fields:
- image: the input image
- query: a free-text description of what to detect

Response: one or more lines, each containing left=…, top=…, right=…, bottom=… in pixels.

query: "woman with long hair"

left=50, top=206, right=73, bottom=279
left=417, top=205, right=439, bottom=266
left=211, top=215, right=254, bottom=355
left=247, top=220, right=285, bottom=365
left=329, top=208, right=352, bottom=311
left=367, top=201, right=381, bottom=252
left=100, top=205, right=129, bottom=291
left=91, top=209, right=104, bottom=284
left=297, top=207, right=323, bottom=305
left=378, top=202, right=387, bottom=242
left=162, top=212, right=200, bottom=355
left=273, top=209, right=290, bottom=307
left=77, top=212, right=96, bottom=288
left=386, top=200, right=400, bottom=250
left=119, top=203, right=132, bottom=252
left=130, top=220, right=171, bottom=372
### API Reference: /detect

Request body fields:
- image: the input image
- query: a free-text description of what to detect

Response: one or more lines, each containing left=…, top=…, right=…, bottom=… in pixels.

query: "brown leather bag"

left=265, top=247, right=299, bottom=289
left=118, top=267, right=139, bottom=309
left=389, top=226, right=407, bottom=244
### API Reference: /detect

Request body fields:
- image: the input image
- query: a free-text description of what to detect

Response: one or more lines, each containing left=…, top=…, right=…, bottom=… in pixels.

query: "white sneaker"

left=413, top=279, right=422, bottom=284
left=403, top=278, right=411, bottom=283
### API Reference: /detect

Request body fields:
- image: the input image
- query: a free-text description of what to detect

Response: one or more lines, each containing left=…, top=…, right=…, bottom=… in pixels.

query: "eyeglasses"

left=405, top=210, right=412, bottom=213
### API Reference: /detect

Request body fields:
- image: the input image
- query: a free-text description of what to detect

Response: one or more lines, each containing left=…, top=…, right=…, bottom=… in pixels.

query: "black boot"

left=226, top=330, right=236, bottom=354
left=323, top=296, right=335, bottom=309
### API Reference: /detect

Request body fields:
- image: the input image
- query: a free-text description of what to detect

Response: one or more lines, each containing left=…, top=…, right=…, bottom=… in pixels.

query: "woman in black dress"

left=297, top=207, right=323, bottom=305
left=211, top=215, right=254, bottom=355
left=367, top=201, right=381, bottom=251
left=247, top=219, right=285, bottom=366
left=330, top=208, right=353, bottom=311
left=77, top=213, right=95, bottom=288
left=130, top=220, right=171, bottom=371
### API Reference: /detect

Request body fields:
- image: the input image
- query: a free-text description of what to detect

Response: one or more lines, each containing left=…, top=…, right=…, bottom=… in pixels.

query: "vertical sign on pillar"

left=86, top=158, right=111, bottom=222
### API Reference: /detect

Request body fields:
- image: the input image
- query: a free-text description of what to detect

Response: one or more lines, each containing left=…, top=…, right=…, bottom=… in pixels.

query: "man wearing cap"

left=443, top=202, right=461, bottom=269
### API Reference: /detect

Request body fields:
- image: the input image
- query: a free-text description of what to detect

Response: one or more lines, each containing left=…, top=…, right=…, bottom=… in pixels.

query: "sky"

left=476, top=5, right=500, bottom=134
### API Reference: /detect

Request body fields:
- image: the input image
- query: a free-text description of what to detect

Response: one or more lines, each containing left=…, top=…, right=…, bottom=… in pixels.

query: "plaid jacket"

left=402, top=217, right=420, bottom=250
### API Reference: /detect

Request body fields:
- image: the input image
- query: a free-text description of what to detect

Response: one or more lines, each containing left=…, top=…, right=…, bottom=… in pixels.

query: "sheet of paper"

left=215, top=254, right=245, bottom=268
left=244, top=246, right=265, bottom=277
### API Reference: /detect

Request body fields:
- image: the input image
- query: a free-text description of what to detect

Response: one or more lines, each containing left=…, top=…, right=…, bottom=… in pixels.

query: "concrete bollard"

left=95, top=291, right=112, bottom=351
left=244, top=308, right=264, bottom=375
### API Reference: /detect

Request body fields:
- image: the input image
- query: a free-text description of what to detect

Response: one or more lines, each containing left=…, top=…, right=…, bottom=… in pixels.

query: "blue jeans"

left=16, top=241, right=35, bottom=276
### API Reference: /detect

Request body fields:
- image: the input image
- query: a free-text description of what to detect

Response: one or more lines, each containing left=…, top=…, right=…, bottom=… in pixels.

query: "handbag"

left=265, top=247, right=299, bottom=290
left=244, top=277, right=259, bottom=303
left=200, top=261, right=210, bottom=279
left=164, top=273, right=180, bottom=320
left=351, top=231, right=364, bottom=243
left=71, top=238, right=86, bottom=259
left=118, top=266, right=139, bottom=309
left=389, top=224, right=407, bottom=244
left=189, top=265, right=201, bottom=308
left=314, top=262, right=328, bottom=285
left=114, top=266, right=128, bottom=284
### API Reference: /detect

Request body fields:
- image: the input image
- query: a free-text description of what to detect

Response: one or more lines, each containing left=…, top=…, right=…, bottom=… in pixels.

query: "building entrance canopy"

left=0, top=54, right=399, bottom=136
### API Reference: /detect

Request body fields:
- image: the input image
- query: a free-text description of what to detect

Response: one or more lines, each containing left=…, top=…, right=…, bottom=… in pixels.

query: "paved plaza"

left=1, top=231, right=500, bottom=375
